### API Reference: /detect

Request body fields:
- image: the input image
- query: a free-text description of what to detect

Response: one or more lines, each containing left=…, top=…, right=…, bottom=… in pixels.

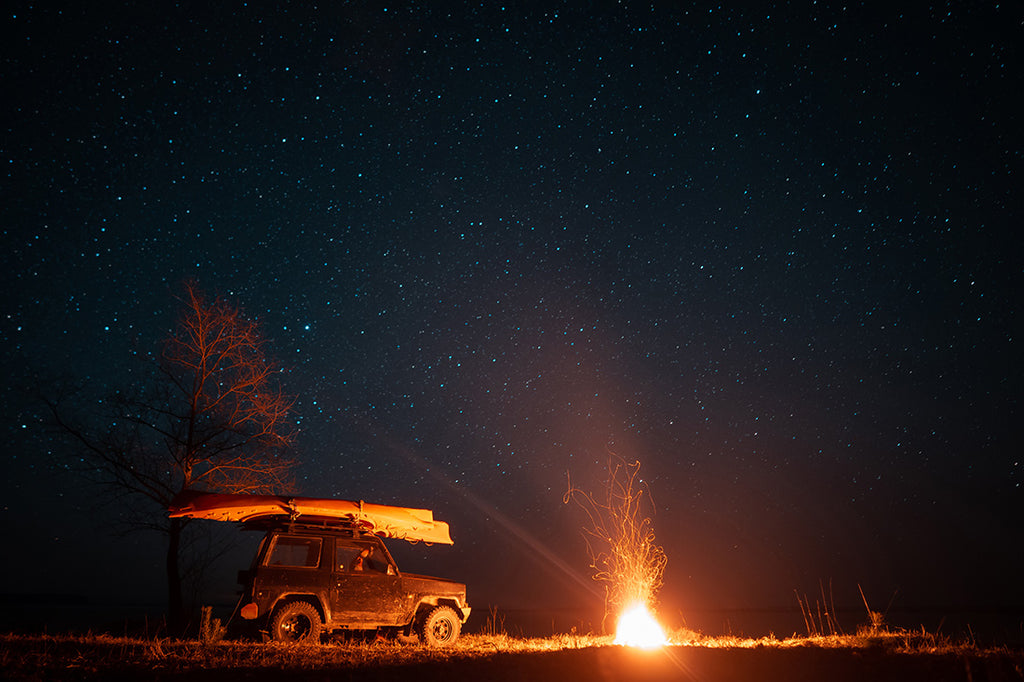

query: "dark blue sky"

left=2, top=2, right=1021, bottom=631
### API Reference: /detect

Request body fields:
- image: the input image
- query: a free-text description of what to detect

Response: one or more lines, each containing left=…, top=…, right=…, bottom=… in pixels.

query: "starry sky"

left=2, top=2, right=1021, bottom=632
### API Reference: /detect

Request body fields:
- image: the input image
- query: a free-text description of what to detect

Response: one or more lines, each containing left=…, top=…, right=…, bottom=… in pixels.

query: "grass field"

left=3, top=627, right=1022, bottom=681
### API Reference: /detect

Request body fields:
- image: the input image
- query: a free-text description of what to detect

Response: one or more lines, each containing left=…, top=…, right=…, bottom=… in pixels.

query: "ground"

left=2, top=632, right=1022, bottom=681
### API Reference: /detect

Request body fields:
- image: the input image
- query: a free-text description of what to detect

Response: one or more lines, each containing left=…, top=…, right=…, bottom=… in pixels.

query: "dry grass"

left=0, top=629, right=613, bottom=674
left=665, top=625, right=993, bottom=655
left=1, top=622, right=1014, bottom=680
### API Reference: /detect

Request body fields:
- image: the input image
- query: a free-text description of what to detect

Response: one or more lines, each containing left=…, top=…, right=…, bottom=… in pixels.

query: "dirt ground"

left=392, top=646, right=1024, bottom=682
left=238, top=647, right=1019, bottom=682
left=3, top=637, right=1023, bottom=682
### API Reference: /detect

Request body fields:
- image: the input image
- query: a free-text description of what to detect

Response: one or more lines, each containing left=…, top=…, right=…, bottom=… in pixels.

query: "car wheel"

left=418, top=605, right=461, bottom=647
left=271, top=601, right=322, bottom=644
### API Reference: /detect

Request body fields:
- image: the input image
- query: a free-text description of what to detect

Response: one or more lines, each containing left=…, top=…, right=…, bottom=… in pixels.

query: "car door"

left=256, top=533, right=329, bottom=612
left=330, top=538, right=406, bottom=626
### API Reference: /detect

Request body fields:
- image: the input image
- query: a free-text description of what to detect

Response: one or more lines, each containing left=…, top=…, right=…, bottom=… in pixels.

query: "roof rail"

left=240, top=516, right=377, bottom=535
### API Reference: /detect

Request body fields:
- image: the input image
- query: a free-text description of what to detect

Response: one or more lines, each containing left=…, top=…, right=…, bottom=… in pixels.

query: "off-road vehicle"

left=168, top=491, right=471, bottom=646
left=235, top=522, right=470, bottom=644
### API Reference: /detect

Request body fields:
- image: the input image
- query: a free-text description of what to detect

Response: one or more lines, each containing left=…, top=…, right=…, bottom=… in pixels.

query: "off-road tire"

left=418, top=605, right=461, bottom=647
left=271, top=601, right=322, bottom=644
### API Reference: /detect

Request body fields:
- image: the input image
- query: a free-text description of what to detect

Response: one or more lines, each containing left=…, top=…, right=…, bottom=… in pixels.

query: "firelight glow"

left=613, top=602, right=668, bottom=649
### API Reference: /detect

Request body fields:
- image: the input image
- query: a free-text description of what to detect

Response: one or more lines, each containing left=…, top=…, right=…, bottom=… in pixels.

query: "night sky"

left=2, top=2, right=1021, bottom=633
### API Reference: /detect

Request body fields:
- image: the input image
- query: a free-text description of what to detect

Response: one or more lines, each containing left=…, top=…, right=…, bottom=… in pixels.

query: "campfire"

left=565, top=457, right=670, bottom=649
left=614, top=601, right=668, bottom=649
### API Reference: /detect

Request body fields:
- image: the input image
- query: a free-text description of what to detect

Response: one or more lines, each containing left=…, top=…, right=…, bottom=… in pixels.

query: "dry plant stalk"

left=795, top=579, right=842, bottom=637
left=564, top=456, right=667, bottom=621
left=858, top=584, right=888, bottom=635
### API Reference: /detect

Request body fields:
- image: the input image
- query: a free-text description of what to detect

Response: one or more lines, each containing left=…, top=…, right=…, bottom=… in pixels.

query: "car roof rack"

left=240, top=515, right=379, bottom=537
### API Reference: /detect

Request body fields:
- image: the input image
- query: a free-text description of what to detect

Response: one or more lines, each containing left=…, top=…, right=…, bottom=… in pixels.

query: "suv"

left=235, top=522, right=471, bottom=646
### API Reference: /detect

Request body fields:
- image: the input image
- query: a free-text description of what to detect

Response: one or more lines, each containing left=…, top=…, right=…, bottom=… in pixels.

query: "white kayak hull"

left=168, top=490, right=453, bottom=545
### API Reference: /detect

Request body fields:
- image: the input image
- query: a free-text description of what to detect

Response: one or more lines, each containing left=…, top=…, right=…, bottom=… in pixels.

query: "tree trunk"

left=167, top=516, right=184, bottom=636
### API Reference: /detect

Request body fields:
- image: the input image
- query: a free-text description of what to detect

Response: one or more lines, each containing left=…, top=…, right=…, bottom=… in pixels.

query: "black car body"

left=236, top=522, right=470, bottom=645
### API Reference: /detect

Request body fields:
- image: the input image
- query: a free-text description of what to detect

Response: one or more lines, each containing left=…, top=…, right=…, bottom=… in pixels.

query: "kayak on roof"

left=168, top=490, right=453, bottom=545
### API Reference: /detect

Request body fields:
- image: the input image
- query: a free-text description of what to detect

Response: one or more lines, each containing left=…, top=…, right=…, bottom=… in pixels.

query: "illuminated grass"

left=0, top=632, right=613, bottom=673
left=664, top=625, right=1005, bottom=655
left=3, top=632, right=1018, bottom=682
left=0, top=624, right=1007, bottom=677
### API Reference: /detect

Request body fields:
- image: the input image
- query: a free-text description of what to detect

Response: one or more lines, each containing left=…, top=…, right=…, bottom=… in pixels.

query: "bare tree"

left=47, top=280, right=297, bottom=634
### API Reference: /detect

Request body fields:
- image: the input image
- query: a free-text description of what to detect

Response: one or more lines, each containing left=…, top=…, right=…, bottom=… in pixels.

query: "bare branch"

left=45, top=279, right=300, bottom=633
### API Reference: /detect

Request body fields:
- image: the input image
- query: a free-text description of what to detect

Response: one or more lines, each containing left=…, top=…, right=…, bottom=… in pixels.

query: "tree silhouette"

left=47, top=280, right=297, bottom=634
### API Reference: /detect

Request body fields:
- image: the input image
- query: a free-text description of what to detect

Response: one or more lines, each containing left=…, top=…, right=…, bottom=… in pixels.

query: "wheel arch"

left=413, top=597, right=468, bottom=624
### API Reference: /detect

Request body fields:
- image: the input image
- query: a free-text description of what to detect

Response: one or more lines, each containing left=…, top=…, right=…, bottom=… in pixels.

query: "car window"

left=335, top=545, right=360, bottom=571
left=336, top=541, right=389, bottom=573
left=265, top=535, right=322, bottom=568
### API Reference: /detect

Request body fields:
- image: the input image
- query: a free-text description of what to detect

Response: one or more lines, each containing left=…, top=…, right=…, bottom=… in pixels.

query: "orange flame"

left=614, top=602, right=668, bottom=648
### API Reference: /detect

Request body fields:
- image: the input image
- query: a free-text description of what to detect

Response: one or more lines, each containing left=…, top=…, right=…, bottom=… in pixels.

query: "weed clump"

left=199, top=606, right=226, bottom=645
